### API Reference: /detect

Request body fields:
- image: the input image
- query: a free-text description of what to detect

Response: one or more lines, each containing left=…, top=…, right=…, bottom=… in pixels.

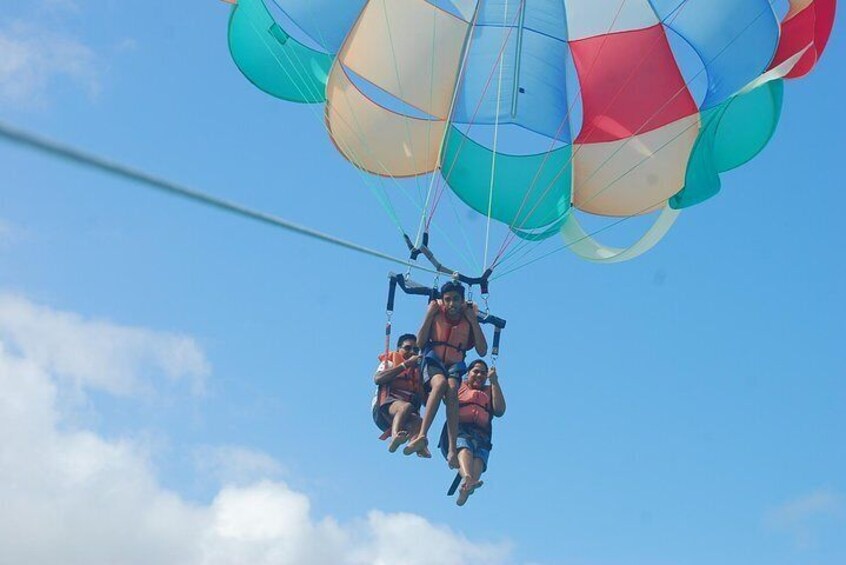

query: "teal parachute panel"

left=441, top=126, right=572, bottom=233
left=671, top=80, right=784, bottom=209
left=228, top=0, right=333, bottom=103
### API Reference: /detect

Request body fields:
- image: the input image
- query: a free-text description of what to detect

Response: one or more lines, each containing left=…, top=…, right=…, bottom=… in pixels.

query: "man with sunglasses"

left=404, top=281, right=488, bottom=468
left=372, top=334, right=429, bottom=456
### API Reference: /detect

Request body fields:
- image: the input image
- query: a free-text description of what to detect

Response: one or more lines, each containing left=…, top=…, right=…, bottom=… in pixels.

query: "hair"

left=440, top=280, right=466, bottom=299
left=467, top=359, right=488, bottom=373
left=397, top=333, right=417, bottom=348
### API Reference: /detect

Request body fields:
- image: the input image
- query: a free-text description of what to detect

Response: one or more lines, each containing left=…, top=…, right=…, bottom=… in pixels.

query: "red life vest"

left=458, top=383, right=493, bottom=433
left=376, top=351, right=424, bottom=410
left=428, top=303, right=473, bottom=366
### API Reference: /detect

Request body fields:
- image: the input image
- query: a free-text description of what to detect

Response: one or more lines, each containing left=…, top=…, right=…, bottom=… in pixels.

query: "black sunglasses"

left=400, top=345, right=420, bottom=353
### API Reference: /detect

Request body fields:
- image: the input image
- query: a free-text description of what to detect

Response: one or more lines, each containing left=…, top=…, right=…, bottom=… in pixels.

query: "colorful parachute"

left=226, top=0, right=835, bottom=269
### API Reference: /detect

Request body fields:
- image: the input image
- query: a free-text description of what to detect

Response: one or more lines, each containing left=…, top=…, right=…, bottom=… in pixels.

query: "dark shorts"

left=421, top=349, right=466, bottom=386
left=371, top=398, right=419, bottom=432
left=438, top=423, right=492, bottom=471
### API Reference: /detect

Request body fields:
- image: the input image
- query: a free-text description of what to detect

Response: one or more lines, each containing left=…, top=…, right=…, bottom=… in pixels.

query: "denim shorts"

left=439, top=424, right=491, bottom=471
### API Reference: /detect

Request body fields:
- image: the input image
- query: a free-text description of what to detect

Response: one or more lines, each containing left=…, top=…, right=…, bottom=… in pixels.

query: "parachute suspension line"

left=271, top=10, right=408, bottom=232
left=489, top=0, right=634, bottom=267
left=492, top=118, right=700, bottom=273
left=246, top=14, right=406, bottom=234
left=492, top=195, right=676, bottom=279
left=440, top=183, right=484, bottom=275
left=495, top=0, right=734, bottom=271
left=490, top=0, right=685, bottom=269
left=493, top=111, right=701, bottom=273
left=424, top=0, right=526, bottom=230
left=252, top=11, right=474, bottom=269
left=358, top=0, right=477, bottom=269
left=491, top=0, right=697, bottom=270
left=381, top=0, right=425, bottom=203
left=338, top=97, right=478, bottom=271
left=425, top=1, right=524, bottom=228
left=496, top=0, right=772, bottom=270
left=0, top=121, right=442, bottom=275
left=415, top=1, right=481, bottom=252
left=259, top=3, right=420, bottom=246
left=494, top=0, right=775, bottom=273
left=484, top=0, right=510, bottom=271
left=497, top=2, right=776, bottom=276
left=418, top=6, right=441, bottom=245
left=416, top=2, right=526, bottom=280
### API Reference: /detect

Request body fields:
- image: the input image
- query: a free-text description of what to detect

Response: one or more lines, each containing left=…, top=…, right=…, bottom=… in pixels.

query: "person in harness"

left=372, top=333, right=429, bottom=456
left=403, top=281, right=488, bottom=468
left=440, top=359, right=506, bottom=506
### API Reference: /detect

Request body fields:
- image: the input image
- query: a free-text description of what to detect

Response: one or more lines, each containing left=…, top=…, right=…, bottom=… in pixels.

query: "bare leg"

left=404, top=412, right=422, bottom=438
left=456, top=452, right=485, bottom=506
left=389, top=401, right=412, bottom=437
left=387, top=401, right=412, bottom=452
left=402, top=413, right=430, bottom=457
left=445, top=379, right=460, bottom=469
left=457, top=448, right=474, bottom=482
left=455, top=448, right=476, bottom=506
left=471, top=458, right=485, bottom=490
left=405, top=375, right=446, bottom=455
left=472, top=459, right=485, bottom=480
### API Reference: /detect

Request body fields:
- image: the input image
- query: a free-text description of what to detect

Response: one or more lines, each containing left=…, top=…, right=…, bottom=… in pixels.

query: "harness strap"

left=447, top=472, right=462, bottom=496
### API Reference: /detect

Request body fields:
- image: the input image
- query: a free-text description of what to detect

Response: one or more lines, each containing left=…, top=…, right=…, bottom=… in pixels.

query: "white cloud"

left=0, top=294, right=512, bottom=565
left=0, top=293, right=210, bottom=396
left=764, top=489, right=843, bottom=549
left=194, top=445, right=286, bottom=486
left=0, top=19, right=100, bottom=106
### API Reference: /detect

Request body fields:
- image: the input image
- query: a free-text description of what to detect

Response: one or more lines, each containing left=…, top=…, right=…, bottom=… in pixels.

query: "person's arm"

left=465, top=302, right=488, bottom=357
left=373, top=355, right=420, bottom=385
left=489, top=368, right=506, bottom=417
left=416, top=300, right=440, bottom=349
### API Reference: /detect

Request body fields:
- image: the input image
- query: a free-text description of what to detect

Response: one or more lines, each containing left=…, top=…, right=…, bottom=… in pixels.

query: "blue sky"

left=0, top=1, right=844, bottom=564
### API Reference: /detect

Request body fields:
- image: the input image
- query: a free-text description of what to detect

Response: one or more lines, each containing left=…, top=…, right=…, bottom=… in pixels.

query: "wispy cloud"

left=764, top=489, right=843, bottom=549
left=194, top=445, right=286, bottom=486
left=0, top=17, right=99, bottom=107
left=0, top=293, right=210, bottom=396
left=0, top=294, right=512, bottom=564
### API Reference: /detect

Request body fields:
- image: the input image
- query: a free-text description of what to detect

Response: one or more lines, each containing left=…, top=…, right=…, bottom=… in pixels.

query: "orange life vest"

left=428, top=303, right=473, bottom=366
left=458, top=383, right=493, bottom=433
left=376, top=351, right=424, bottom=410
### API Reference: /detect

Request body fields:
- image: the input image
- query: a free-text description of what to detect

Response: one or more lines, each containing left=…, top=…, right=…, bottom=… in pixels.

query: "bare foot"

left=387, top=431, right=408, bottom=453
left=456, top=477, right=480, bottom=506
left=456, top=481, right=472, bottom=506
left=416, top=446, right=432, bottom=458
left=403, top=435, right=428, bottom=456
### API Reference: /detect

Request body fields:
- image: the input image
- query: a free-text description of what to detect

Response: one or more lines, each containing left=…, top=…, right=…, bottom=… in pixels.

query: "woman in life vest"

left=404, top=281, right=488, bottom=469
left=372, top=334, right=429, bottom=455
left=440, top=359, right=506, bottom=506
